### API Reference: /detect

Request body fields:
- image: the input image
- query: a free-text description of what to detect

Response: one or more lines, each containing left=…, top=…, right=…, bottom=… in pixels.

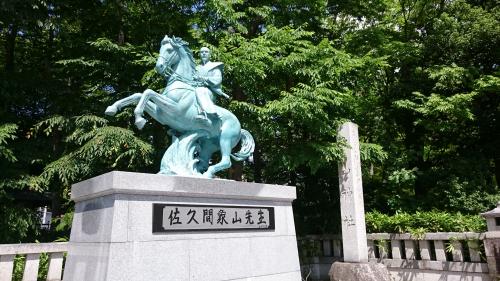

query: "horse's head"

left=155, top=35, right=195, bottom=79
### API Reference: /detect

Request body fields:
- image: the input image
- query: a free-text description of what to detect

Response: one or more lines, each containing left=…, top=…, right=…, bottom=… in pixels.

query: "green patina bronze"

left=105, top=36, right=254, bottom=178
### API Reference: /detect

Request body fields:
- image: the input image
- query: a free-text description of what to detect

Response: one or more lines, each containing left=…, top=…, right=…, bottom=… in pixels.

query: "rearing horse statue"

left=105, top=36, right=254, bottom=178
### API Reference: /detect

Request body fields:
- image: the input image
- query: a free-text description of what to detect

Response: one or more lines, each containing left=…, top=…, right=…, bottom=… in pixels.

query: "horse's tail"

left=231, top=129, right=255, bottom=162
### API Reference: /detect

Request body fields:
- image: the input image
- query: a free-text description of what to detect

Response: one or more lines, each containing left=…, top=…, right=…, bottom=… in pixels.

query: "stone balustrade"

left=299, top=232, right=493, bottom=281
left=0, top=232, right=494, bottom=281
left=0, top=242, right=68, bottom=281
left=366, top=232, right=490, bottom=281
left=298, top=234, right=343, bottom=279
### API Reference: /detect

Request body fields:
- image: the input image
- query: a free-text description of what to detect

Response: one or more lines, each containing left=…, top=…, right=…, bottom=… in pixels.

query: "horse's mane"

left=162, top=36, right=196, bottom=72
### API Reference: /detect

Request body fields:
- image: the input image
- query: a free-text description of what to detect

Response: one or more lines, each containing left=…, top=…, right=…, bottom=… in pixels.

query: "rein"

left=159, top=55, right=199, bottom=87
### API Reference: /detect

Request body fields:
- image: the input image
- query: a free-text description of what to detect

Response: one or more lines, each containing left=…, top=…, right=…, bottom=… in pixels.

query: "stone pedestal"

left=329, top=262, right=391, bottom=281
left=63, top=171, right=301, bottom=281
left=484, top=232, right=500, bottom=280
left=481, top=202, right=500, bottom=280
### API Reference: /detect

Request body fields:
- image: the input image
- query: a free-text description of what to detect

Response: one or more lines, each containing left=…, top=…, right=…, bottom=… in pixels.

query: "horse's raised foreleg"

left=140, top=101, right=160, bottom=127
left=134, top=89, right=160, bottom=129
left=144, top=101, right=158, bottom=117
left=134, top=89, right=181, bottom=129
left=105, top=93, right=143, bottom=116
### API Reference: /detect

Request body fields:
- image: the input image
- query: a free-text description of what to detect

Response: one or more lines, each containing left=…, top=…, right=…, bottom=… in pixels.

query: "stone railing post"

left=481, top=202, right=500, bottom=280
left=0, top=242, right=68, bottom=281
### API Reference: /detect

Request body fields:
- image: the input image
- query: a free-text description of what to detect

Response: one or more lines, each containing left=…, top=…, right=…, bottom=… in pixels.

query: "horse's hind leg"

left=197, top=138, right=219, bottom=173
left=203, top=139, right=232, bottom=178
left=105, top=93, right=142, bottom=116
left=203, top=127, right=239, bottom=178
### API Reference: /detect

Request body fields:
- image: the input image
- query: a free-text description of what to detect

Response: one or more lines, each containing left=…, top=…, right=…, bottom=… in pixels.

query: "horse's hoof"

left=135, top=117, right=147, bottom=130
left=202, top=169, right=214, bottom=178
left=105, top=105, right=118, bottom=116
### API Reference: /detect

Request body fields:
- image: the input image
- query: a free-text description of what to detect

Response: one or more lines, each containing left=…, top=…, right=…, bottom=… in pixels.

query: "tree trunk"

left=229, top=161, right=243, bottom=181
left=289, top=169, right=297, bottom=187
left=115, top=0, right=125, bottom=45
left=51, top=184, right=63, bottom=217
left=5, top=24, right=18, bottom=72
left=494, top=157, right=500, bottom=189
left=232, top=84, right=246, bottom=101
left=43, top=27, right=55, bottom=75
left=253, top=147, right=262, bottom=183
left=153, top=122, right=167, bottom=168
left=230, top=83, right=248, bottom=181
left=413, top=144, right=429, bottom=199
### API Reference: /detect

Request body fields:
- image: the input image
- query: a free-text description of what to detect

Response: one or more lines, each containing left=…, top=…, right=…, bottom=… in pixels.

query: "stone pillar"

left=336, top=122, right=368, bottom=263
left=329, top=122, right=390, bottom=281
left=481, top=202, right=500, bottom=280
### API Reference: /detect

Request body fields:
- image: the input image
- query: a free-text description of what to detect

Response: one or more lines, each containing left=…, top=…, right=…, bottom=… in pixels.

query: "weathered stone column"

left=329, top=122, right=390, bottom=281
left=337, top=122, right=368, bottom=262
left=481, top=202, right=500, bottom=280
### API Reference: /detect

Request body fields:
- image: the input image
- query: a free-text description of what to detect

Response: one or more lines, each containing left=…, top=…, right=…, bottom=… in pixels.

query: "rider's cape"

left=196, top=62, right=226, bottom=97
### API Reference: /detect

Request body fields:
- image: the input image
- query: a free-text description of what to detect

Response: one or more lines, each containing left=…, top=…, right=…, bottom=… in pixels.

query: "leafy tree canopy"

left=1, top=0, right=498, bottom=240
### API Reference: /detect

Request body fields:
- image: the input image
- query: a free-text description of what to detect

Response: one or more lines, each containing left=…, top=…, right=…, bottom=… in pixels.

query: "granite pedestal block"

left=329, top=262, right=391, bottom=281
left=63, top=171, right=301, bottom=281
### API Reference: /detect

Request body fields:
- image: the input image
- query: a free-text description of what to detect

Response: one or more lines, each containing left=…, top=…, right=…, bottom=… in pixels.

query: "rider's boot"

left=195, top=112, right=212, bottom=126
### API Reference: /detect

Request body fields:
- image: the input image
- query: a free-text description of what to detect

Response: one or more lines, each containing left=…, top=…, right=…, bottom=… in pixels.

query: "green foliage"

left=53, top=211, right=73, bottom=233
left=11, top=252, right=49, bottom=281
left=35, top=114, right=154, bottom=193
left=212, top=26, right=388, bottom=183
left=360, top=143, right=388, bottom=164
left=37, top=252, right=49, bottom=281
left=365, top=211, right=486, bottom=233
left=0, top=123, right=18, bottom=162
left=394, top=91, right=476, bottom=131
left=12, top=255, right=24, bottom=281
left=0, top=205, right=40, bottom=243
left=0, top=0, right=498, bottom=240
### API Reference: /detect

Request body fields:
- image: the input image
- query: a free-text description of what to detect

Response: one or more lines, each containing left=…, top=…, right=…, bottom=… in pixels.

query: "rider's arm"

left=204, top=68, right=222, bottom=87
